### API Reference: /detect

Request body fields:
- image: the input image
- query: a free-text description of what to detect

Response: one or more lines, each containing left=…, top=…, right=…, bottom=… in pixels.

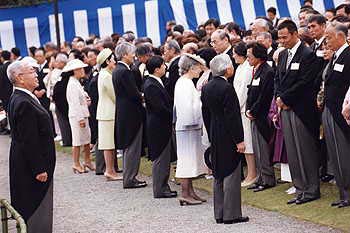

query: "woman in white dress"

left=96, top=49, right=122, bottom=181
left=174, top=53, right=207, bottom=205
left=64, top=59, right=95, bottom=174
left=232, top=42, right=257, bottom=187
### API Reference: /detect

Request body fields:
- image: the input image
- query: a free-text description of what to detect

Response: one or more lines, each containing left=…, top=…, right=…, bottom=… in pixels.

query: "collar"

left=14, top=87, right=40, bottom=104
left=334, top=43, right=349, bottom=61
left=4, top=60, right=10, bottom=64
left=39, top=60, right=47, bottom=69
left=149, top=74, right=164, bottom=87
left=219, top=76, right=227, bottom=81
left=118, top=61, right=130, bottom=70
left=168, top=55, right=180, bottom=67
left=223, top=45, right=232, bottom=55
left=267, top=47, right=273, bottom=54
left=101, top=67, right=112, bottom=74
left=315, top=36, right=325, bottom=46
left=288, top=40, right=301, bottom=56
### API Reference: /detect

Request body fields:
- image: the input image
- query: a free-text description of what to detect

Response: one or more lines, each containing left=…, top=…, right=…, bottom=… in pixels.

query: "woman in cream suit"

left=232, top=42, right=257, bottom=187
left=96, top=49, right=122, bottom=181
left=64, top=59, right=95, bottom=174
left=174, top=53, right=207, bottom=205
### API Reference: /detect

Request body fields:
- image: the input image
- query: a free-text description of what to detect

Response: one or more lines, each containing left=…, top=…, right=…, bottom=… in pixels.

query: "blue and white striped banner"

left=0, top=0, right=343, bottom=55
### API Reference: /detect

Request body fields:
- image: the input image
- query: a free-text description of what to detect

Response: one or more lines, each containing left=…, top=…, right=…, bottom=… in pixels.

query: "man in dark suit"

left=7, top=60, right=56, bottom=233
left=34, top=48, right=50, bottom=110
left=323, top=23, right=350, bottom=208
left=201, top=54, right=248, bottom=224
left=267, top=7, right=279, bottom=28
left=0, top=50, right=13, bottom=112
left=246, top=42, right=276, bottom=192
left=307, top=14, right=335, bottom=183
left=256, top=32, right=276, bottom=68
left=210, top=29, right=236, bottom=84
left=163, top=40, right=181, bottom=101
left=113, top=42, right=146, bottom=189
left=143, top=55, right=177, bottom=198
left=275, top=20, right=320, bottom=205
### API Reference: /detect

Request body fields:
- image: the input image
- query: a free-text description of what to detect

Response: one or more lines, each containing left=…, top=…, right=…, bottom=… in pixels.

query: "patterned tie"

left=286, top=50, right=293, bottom=70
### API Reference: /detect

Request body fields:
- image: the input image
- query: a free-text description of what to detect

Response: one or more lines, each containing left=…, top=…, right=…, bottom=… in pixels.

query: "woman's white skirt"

left=98, top=120, right=115, bottom=150
left=175, top=129, right=207, bottom=178
left=241, top=112, right=254, bottom=154
left=69, top=117, right=91, bottom=147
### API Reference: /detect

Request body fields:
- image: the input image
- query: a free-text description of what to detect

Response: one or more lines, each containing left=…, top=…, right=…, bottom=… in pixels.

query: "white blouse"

left=174, top=76, right=202, bottom=131
left=66, top=77, right=90, bottom=120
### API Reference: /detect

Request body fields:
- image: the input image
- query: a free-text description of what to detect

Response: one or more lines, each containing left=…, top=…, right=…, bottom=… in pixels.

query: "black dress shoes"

left=338, top=200, right=350, bottom=208
left=154, top=192, right=177, bottom=198
left=253, top=184, right=275, bottom=192
left=247, top=184, right=260, bottom=190
left=287, top=197, right=299, bottom=205
left=124, top=181, right=147, bottom=189
left=223, top=216, right=249, bottom=224
left=320, top=174, right=334, bottom=182
left=116, top=169, right=123, bottom=173
left=331, top=200, right=343, bottom=207
left=134, top=179, right=147, bottom=185
left=295, top=196, right=320, bottom=205
left=170, top=190, right=178, bottom=195
left=216, top=219, right=223, bottom=224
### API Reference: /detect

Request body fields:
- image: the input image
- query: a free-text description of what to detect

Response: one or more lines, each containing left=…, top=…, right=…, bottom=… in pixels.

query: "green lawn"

left=56, top=144, right=350, bottom=232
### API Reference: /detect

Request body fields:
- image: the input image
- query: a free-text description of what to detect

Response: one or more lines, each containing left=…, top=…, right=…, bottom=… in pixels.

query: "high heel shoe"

left=72, top=166, right=86, bottom=174
left=104, top=172, right=123, bottom=181
left=83, top=163, right=95, bottom=171
left=178, top=197, right=202, bottom=206
left=192, top=195, right=207, bottom=202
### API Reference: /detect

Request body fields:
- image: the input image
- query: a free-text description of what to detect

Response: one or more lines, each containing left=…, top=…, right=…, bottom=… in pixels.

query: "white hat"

left=96, top=48, right=113, bottom=65
left=62, top=59, right=88, bottom=72
left=182, top=53, right=206, bottom=66
left=21, top=56, right=39, bottom=68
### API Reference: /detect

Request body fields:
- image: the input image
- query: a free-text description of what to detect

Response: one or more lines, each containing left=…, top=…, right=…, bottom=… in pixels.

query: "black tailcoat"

left=8, top=89, right=56, bottom=221
left=274, top=42, right=320, bottom=138
left=143, top=76, right=173, bottom=161
left=35, top=62, right=50, bottom=110
left=246, top=62, right=275, bottom=142
left=324, top=46, right=350, bottom=137
left=112, top=62, right=144, bottom=149
left=201, top=76, right=244, bottom=179
left=164, top=56, right=180, bottom=101
left=0, top=61, right=12, bottom=111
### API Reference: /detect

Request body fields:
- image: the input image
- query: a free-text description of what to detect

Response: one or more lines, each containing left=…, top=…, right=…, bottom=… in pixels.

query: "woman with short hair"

left=65, top=59, right=95, bottom=174
left=96, top=48, right=122, bottom=181
left=174, top=53, right=207, bottom=205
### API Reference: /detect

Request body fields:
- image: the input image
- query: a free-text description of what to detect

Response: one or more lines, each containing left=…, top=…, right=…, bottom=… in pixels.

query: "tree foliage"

left=0, top=0, right=49, bottom=7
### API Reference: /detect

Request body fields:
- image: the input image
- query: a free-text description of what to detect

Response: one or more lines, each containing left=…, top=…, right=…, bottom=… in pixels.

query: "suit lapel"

left=325, top=47, right=349, bottom=83
left=281, top=43, right=304, bottom=83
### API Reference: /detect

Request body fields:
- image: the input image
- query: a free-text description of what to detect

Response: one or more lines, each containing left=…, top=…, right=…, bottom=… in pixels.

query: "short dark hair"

left=11, top=47, right=21, bottom=57
left=277, top=19, right=298, bottom=33
left=336, top=4, right=350, bottom=14
left=204, top=18, right=220, bottom=28
left=331, top=15, right=350, bottom=23
left=73, top=36, right=84, bottom=42
left=325, top=8, right=336, bottom=15
left=247, top=42, right=268, bottom=61
left=34, top=47, right=45, bottom=55
left=100, top=53, right=114, bottom=69
left=136, top=45, right=152, bottom=57
left=146, top=55, right=164, bottom=75
left=234, top=42, right=247, bottom=57
left=69, top=49, right=84, bottom=61
left=196, top=47, right=216, bottom=68
left=267, top=7, right=277, bottom=15
left=28, top=46, right=37, bottom=57
left=308, top=14, right=327, bottom=25
left=303, top=0, right=312, bottom=5
left=88, top=49, right=99, bottom=56
left=225, top=22, right=242, bottom=37
left=173, top=24, right=185, bottom=34
left=1, top=50, right=11, bottom=60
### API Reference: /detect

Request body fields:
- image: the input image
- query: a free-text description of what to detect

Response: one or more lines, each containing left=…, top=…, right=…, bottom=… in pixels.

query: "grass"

left=56, top=144, right=350, bottom=232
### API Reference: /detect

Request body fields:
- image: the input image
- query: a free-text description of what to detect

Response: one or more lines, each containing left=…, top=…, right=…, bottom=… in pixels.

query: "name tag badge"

left=252, top=78, right=260, bottom=86
left=43, top=68, right=50, bottom=73
left=165, top=72, right=169, bottom=78
left=93, top=71, right=98, bottom=76
left=334, top=63, right=344, bottom=73
left=267, top=61, right=273, bottom=67
left=290, top=63, right=300, bottom=70
left=316, top=50, right=324, bottom=58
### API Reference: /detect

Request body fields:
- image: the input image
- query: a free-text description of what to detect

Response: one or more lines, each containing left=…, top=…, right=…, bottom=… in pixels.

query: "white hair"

left=115, top=42, right=136, bottom=61
left=7, top=61, right=30, bottom=84
left=56, top=53, right=68, bottom=64
left=254, top=18, right=270, bottom=31
left=210, top=54, right=232, bottom=77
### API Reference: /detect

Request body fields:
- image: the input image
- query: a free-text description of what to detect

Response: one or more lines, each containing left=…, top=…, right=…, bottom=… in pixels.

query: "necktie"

left=286, top=50, right=293, bottom=70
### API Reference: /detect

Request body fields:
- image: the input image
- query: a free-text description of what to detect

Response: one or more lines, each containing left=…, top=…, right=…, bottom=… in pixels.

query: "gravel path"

left=0, top=135, right=339, bottom=233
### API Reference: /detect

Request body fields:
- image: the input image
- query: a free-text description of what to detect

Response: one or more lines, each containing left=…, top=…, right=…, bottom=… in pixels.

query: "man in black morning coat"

left=275, top=20, right=320, bottom=205
left=143, top=55, right=177, bottom=199
left=322, top=22, right=350, bottom=208
left=113, top=42, right=146, bottom=189
left=7, top=60, right=56, bottom=233
left=201, top=54, right=248, bottom=224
